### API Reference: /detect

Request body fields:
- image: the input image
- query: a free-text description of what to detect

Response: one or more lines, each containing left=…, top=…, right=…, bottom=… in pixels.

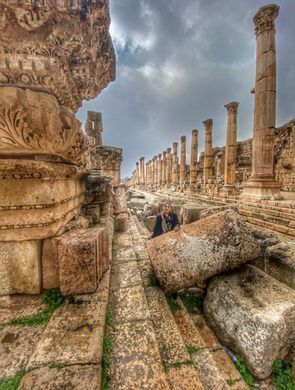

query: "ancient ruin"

left=0, top=2, right=294, bottom=389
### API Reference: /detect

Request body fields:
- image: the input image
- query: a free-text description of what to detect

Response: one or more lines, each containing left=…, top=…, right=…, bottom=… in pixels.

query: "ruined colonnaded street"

left=0, top=1, right=294, bottom=390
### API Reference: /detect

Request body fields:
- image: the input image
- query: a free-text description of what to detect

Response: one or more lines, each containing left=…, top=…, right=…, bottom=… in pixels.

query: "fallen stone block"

left=181, top=203, right=206, bottom=225
left=265, top=241, right=295, bottom=289
left=114, top=213, right=129, bottom=233
left=204, top=264, right=295, bottom=379
left=145, top=216, right=157, bottom=232
left=0, top=240, right=42, bottom=295
left=147, top=210, right=260, bottom=293
left=127, top=198, right=147, bottom=210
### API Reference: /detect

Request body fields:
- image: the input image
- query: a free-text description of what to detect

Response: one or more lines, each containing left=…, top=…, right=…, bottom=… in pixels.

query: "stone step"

left=145, top=286, right=204, bottom=389
left=173, top=298, right=248, bottom=390
left=245, top=215, right=295, bottom=237
left=240, top=206, right=295, bottom=227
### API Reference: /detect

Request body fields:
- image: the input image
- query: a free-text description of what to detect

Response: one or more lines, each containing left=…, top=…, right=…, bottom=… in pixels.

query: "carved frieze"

left=90, top=145, right=123, bottom=171
left=0, top=1, right=115, bottom=112
left=0, top=87, right=87, bottom=164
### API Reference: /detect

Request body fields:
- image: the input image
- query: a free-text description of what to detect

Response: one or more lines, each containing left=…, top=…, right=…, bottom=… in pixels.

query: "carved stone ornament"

left=0, top=87, right=87, bottom=164
left=253, top=4, right=279, bottom=36
left=0, top=1, right=115, bottom=112
left=90, top=145, right=123, bottom=171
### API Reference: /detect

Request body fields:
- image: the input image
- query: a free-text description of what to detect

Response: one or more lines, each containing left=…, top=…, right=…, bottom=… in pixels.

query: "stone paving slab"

left=113, top=233, right=132, bottom=246
left=110, top=262, right=142, bottom=290
left=110, top=285, right=150, bottom=324
left=19, top=364, right=101, bottom=390
left=110, top=319, right=169, bottom=390
left=0, top=325, right=45, bottom=378
left=112, top=246, right=137, bottom=263
left=144, top=286, right=190, bottom=366
left=27, top=300, right=106, bottom=370
left=0, top=295, right=44, bottom=325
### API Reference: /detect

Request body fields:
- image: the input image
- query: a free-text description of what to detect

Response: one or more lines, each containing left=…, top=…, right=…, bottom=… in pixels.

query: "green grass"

left=236, top=356, right=255, bottom=389
left=164, top=360, right=194, bottom=372
left=181, top=290, right=204, bottom=314
left=0, top=371, right=25, bottom=390
left=4, top=289, right=63, bottom=327
left=187, top=345, right=203, bottom=355
left=144, top=274, right=160, bottom=288
left=226, top=378, right=240, bottom=387
left=272, top=359, right=295, bottom=390
left=101, top=310, right=113, bottom=390
left=166, top=293, right=180, bottom=313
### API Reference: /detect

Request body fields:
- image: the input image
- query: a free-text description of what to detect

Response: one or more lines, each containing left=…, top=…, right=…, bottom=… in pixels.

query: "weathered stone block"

left=58, top=227, right=109, bottom=296
left=114, top=213, right=129, bottom=233
left=42, top=237, right=60, bottom=290
left=113, top=184, right=127, bottom=215
left=145, top=216, right=157, bottom=232
left=147, top=210, right=260, bottom=292
left=181, top=203, right=206, bottom=224
left=0, top=240, right=42, bottom=295
left=205, top=265, right=295, bottom=379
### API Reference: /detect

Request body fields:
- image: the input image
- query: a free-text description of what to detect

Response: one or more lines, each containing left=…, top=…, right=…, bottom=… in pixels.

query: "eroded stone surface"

left=147, top=210, right=260, bottom=292
left=19, top=365, right=101, bottom=390
left=205, top=264, right=295, bottom=379
left=114, top=213, right=129, bottom=233
left=111, top=262, right=142, bottom=290
left=110, top=320, right=169, bottom=390
left=0, top=240, right=42, bottom=295
left=27, top=301, right=106, bottom=370
left=0, top=295, right=44, bottom=325
left=0, top=325, right=45, bottom=378
left=166, top=365, right=204, bottom=390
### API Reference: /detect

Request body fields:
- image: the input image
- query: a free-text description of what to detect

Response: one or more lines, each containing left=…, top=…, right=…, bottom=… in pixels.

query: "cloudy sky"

left=77, top=0, right=295, bottom=178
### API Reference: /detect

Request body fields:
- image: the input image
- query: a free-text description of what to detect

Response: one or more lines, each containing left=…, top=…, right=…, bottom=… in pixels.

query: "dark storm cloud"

left=77, top=0, right=295, bottom=178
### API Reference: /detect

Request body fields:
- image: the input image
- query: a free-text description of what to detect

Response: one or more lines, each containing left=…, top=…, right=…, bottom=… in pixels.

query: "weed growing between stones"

left=272, top=359, right=295, bottom=389
left=226, top=378, right=240, bottom=387
left=4, top=289, right=64, bottom=327
left=0, top=370, right=25, bottom=390
left=165, top=293, right=180, bottom=313
left=236, top=356, right=255, bottom=389
left=187, top=345, right=204, bottom=355
left=164, top=360, right=194, bottom=372
left=181, top=290, right=204, bottom=314
left=101, top=310, right=113, bottom=390
left=144, top=274, right=160, bottom=288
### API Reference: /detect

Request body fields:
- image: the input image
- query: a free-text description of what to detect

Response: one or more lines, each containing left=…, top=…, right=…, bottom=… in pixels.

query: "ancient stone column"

left=180, top=136, right=187, bottom=191
left=243, top=4, right=281, bottom=199
left=216, top=153, right=223, bottom=178
left=162, top=151, right=167, bottom=187
left=166, top=147, right=172, bottom=188
left=190, top=129, right=199, bottom=189
left=136, top=162, right=140, bottom=186
left=157, top=154, right=162, bottom=187
left=140, top=157, right=145, bottom=185
left=86, top=111, right=103, bottom=146
left=203, top=119, right=213, bottom=184
left=224, top=102, right=239, bottom=189
left=172, top=142, right=179, bottom=188
left=152, top=156, right=156, bottom=187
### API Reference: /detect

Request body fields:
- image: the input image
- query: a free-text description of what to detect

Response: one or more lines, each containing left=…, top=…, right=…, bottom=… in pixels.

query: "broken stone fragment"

left=204, top=264, right=295, bottom=379
left=146, top=209, right=260, bottom=292
left=113, top=184, right=127, bottom=215
left=114, top=213, right=129, bottom=233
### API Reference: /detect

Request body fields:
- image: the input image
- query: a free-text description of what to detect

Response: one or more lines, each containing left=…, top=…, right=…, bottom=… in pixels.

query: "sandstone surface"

left=204, top=264, right=295, bottom=379
left=147, top=210, right=260, bottom=292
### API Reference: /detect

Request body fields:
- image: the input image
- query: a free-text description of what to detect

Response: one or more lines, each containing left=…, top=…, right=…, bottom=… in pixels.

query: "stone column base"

left=241, top=179, right=282, bottom=200
left=221, top=185, right=241, bottom=197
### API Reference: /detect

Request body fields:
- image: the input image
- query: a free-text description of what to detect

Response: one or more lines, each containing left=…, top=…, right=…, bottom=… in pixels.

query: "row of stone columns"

left=133, top=4, right=281, bottom=200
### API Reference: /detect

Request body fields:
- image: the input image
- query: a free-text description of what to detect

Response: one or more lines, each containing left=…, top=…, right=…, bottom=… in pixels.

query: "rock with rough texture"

left=113, top=184, right=127, bottom=215
left=114, top=213, right=129, bottom=233
left=199, top=205, right=238, bottom=220
left=42, top=237, right=61, bottom=289
left=181, top=203, right=206, bottom=225
left=147, top=210, right=260, bottom=292
left=0, top=240, right=42, bottom=295
left=265, top=242, right=295, bottom=289
left=205, top=264, right=295, bottom=379
left=145, top=216, right=157, bottom=232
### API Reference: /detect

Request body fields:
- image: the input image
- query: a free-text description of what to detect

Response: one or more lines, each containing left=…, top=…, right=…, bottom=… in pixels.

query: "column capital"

left=163, top=151, right=167, bottom=157
left=172, top=142, right=178, bottom=148
left=224, top=101, right=239, bottom=114
left=158, top=153, right=162, bottom=158
left=253, top=4, right=279, bottom=36
left=140, top=156, right=145, bottom=161
left=181, top=135, right=186, bottom=142
left=167, top=147, right=172, bottom=153
left=202, top=119, right=213, bottom=129
left=136, top=162, right=139, bottom=166
left=192, top=129, right=199, bottom=136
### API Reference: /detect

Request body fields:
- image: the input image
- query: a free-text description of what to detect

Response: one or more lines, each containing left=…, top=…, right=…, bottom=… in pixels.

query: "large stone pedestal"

left=0, top=160, right=85, bottom=242
left=242, top=178, right=282, bottom=200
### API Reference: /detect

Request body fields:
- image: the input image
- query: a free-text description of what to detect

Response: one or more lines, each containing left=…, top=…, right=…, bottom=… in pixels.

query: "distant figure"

left=151, top=203, right=180, bottom=239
